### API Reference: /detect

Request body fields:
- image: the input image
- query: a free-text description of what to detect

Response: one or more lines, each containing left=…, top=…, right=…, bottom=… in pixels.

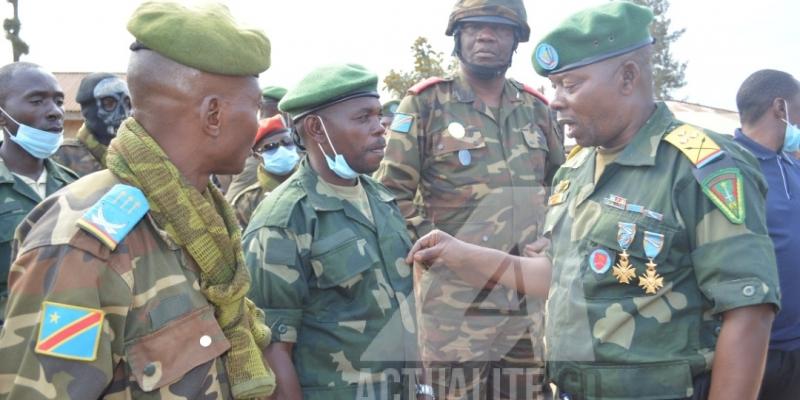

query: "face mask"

left=782, top=100, right=800, bottom=153
left=85, top=77, right=131, bottom=144
left=262, top=145, right=299, bottom=176
left=0, top=105, right=63, bottom=159
left=315, top=116, right=360, bottom=180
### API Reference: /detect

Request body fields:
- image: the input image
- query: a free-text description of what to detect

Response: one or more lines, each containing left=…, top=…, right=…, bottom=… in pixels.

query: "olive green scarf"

left=106, top=118, right=275, bottom=399
left=76, top=124, right=108, bottom=167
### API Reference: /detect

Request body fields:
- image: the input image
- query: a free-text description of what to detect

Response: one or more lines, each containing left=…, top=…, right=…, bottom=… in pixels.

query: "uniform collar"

left=613, top=102, right=677, bottom=167
left=296, top=157, right=394, bottom=212
left=451, top=71, right=524, bottom=105
left=733, top=128, right=795, bottom=164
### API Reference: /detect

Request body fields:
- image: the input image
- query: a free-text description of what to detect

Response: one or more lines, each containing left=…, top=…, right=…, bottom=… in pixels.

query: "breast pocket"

left=309, top=229, right=380, bottom=320
left=125, top=305, right=230, bottom=393
left=520, top=125, right=549, bottom=179
left=431, top=125, right=487, bottom=175
left=581, top=209, right=679, bottom=299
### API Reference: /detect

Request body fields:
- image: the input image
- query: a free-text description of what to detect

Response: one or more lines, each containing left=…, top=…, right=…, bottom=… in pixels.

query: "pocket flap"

left=126, top=305, right=230, bottom=392
left=310, top=236, right=377, bottom=289
left=432, top=128, right=486, bottom=156
left=521, top=126, right=548, bottom=151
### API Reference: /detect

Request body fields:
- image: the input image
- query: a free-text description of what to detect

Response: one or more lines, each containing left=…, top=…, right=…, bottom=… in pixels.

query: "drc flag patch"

left=35, top=302, right=105, bottom=361
left=390, top=113, right=414, bottom=133
left=77, top=184, right=149, bottom=250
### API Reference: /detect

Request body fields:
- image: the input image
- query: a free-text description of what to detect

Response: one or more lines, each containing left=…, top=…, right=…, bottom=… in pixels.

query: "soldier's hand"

left=523, top=237, right=550, bottom=257
left=406, top=229, right=462, bottom=268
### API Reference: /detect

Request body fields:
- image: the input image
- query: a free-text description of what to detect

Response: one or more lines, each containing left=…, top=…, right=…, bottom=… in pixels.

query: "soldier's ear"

left=201, top=95, right=223, bottom=138
left=303, top=114, right=327, bottom=144
left=619, top=60, right=640, bottom=95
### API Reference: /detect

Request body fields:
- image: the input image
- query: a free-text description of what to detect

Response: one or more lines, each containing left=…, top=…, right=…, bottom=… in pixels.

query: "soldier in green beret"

left=407, top=2, right=780, bottom=399
left=0, top=2, right=275, bottom=399
left=374, top=0, right=563, bottom=398
left=260, top=85, right=287, bottom=119
left=243, top=63, right=416, bottom=400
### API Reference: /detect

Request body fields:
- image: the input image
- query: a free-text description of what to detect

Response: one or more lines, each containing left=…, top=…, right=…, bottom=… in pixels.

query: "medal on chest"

left=638, top=231, right=666, bottom=294
left=611, top=222, right=637, bottom=284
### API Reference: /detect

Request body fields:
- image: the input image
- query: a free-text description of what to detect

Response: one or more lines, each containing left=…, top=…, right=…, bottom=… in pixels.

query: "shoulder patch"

left=408, top=77, right=445, bottom=95
left=390, top=113, right=414, bottom=133
left=35, top=302, right=105, bottom=361
left=76, top=184, right=149, bottom=250
left=664, top=124, right=724, bottom=168
left=522, top=83, right=549, bottom=105
left=700, top=167, right=745, bottom=224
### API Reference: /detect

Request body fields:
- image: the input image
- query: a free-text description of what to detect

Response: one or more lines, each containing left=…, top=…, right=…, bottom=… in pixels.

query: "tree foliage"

left=631, top=0, right=687, bottom=100
left=383, top=37, right=457, bottom=99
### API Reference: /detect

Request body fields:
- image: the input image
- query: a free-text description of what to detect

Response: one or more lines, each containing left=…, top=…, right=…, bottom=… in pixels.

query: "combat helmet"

left=445, top=0, right=530, bottom=42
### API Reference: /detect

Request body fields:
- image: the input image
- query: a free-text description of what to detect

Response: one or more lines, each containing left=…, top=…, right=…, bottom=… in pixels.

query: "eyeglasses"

left=256, top=138, right=295, bottom=153
left=460, top=22, right=515, bottom=38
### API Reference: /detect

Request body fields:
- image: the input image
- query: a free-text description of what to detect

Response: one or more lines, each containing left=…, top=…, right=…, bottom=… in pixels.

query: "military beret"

left=279, top=64, right=379, bottom=120
left=532, top=1, right=654, bottom=76
left=261, top=86, right=287, bottom=101
left=254, top=114, right=288, bottom=145
left=382, top=100, right=400, bottom=117
left=127, top=1, right=270, bottom=76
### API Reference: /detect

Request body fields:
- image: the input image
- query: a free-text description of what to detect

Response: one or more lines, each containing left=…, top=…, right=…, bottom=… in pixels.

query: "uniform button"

left=143, top=363, right=157, bottom=376
left=742, top=285, right=756, bottom=297
left=278, top=324, right=288, bottom=334
left=482, top=235, right=489, bottom=242
left=199, top=335, right=212, bottom=348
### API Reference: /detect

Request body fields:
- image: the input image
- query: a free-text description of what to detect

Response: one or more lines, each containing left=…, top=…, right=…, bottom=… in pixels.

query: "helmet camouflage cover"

left=446, top=0, right=530, bottom=42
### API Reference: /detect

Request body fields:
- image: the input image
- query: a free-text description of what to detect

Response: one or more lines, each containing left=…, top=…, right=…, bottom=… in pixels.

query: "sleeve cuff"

left=264, top=308, right=302, bottom=343
left=703, top=277, right=781, bottom=315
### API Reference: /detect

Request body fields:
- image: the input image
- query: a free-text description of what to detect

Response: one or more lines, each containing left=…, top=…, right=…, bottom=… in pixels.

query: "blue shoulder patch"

left=76, top=184, right=149, bottom=250
left=390, top=113, right=414, bottom=133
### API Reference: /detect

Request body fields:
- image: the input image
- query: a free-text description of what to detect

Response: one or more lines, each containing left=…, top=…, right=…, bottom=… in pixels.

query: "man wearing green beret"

left=407, top=2, right=780, bottom=399
left=243, top=63, right=416, bottom=400
left=0, top=2, right=275, bottom=399
left=260, top=85, right=287, bottom=119
left=375, top=0, right=563, bottom=399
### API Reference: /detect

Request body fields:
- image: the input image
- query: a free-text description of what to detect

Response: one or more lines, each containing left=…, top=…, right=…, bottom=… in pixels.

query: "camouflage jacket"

left=0, top=170, right=234, bottom=399
left=52, top=126, right=106, bottom=177
left=543, top=103, right=781, bottom=399
left=243, top=158, right=415, bottom=400
left=231, top=165, right=285, bottom=229
left=0, top=156, right=76, bottom=326
left=374, top=72, right=564, bottom=250
left=224, top=156, right=259, bottom=203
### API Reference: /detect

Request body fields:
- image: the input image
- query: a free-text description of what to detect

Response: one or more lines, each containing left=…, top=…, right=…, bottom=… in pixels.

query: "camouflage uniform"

left=543, top=103, right=781, bottom=399
left=375, top=71, right=563, bottom=398
left=0, top=156, right=76, bottom=326
left=0, top=171, right=234, bottom=398
left=224, top=156, right=259, bottom=202
left=52, top=125, right=106, bottom=177
left=231, top=164, right=284, bottom=229
left=244, top=158, right=416, bottom=400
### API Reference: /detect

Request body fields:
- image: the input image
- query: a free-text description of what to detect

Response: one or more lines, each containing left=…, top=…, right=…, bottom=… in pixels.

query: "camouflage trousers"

left=416, top=267, right=546, bottom=400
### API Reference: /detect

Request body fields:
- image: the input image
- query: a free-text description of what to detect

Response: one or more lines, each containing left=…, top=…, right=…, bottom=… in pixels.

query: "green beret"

left=279, top=64, right=379, bottom=120
left=532, top=1, right=654, bottom=76
left=127, top=1, right=270, bottom=76
left=382, top=100, right=400, bottom=116
left=261, top=86, right=287, bottom=101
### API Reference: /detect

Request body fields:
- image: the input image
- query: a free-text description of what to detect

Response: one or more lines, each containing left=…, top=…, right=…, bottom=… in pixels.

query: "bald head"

left=0, top=62, right=44, bottom=106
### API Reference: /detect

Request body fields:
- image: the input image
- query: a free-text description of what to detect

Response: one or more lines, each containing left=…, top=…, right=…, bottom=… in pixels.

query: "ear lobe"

left=620, top=61, right=640, bottom=95
left=304, top=115, right=327, bottom=144
left=202, top=96, right=223, bottom=137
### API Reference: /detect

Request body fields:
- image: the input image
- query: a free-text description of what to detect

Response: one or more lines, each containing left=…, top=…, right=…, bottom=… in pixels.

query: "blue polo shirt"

left=735, top=129, right=800, bottom=351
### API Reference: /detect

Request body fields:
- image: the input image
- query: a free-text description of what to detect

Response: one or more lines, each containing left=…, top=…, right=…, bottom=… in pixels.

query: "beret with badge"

left=127, top=1, right=271, bottom=76
left=532, top=1, right=654, bottom=77
left=279, top=63, right=379, bottom=121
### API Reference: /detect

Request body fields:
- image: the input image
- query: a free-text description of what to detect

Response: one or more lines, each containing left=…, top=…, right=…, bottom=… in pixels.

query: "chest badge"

left=458, top=149, right=472, bottom=166
left=548, top=180, right=570, bottom=206
left=448, top=122, right=466, bottom=139
left=611, top=222, right=637, bottom=284
left=589, top=248, right=612, bottom=274
left=638, top=231, right=666, bottom=294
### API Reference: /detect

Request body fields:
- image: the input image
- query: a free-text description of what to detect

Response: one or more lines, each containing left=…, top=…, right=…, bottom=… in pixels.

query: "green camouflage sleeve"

left=0, top=245, right=131, bottom=399
left=676, top=152, right=780, bottom=314
left=244, top=226, right=309, bottom=344
left=374, top=96, right=434, bottom=241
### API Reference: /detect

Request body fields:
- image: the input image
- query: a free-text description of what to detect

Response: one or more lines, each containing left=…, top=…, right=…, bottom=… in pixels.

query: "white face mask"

left=315, top=116, right=359, bottom=180
left=0, top=105, right=63, bottom=159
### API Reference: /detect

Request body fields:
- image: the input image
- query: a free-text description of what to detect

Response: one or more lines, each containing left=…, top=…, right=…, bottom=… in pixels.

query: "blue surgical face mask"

left=262, top=144, right=299, bottom=176
left=0, top=105, right=63, bottom=159
left=315, top=116, right=360, bottom=180
left=782, top=100, right=800, bottom=153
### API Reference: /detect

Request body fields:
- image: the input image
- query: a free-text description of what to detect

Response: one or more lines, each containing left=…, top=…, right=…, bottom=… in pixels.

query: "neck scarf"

left=76, top=124, right=108, bottom=167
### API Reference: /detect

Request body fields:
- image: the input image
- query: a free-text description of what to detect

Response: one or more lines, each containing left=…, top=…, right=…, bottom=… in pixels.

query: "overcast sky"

left=1, top=0, right=797, bottom=111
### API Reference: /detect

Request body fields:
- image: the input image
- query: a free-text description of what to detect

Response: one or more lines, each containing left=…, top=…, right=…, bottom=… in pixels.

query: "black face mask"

left=453, top=27, right=519, bottom=80
left=77, top=76, right=131, bottom=146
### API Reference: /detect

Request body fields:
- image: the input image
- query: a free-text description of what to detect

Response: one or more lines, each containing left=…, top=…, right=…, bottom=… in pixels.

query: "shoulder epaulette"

left=408, top=77, right=445, bottom=95
left=566, top=145, right=584, bottom=160
left=76, top=184, right=149, bottom=250
left=522, top=83, right=549, bottom=105
left=665, top=124, right=745, bottom=224
left=663, top=124, right=724, bottom=168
